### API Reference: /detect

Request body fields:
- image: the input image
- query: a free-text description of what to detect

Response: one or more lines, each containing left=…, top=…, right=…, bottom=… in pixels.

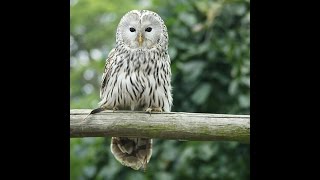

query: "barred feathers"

left=98, top=10, right=172, bottom=170
left=111, top=137, right=152, bottom=170
left=99, top=48, right=172, bottom=112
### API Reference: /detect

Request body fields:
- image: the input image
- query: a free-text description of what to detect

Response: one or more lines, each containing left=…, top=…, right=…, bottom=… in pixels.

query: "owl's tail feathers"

left=111, top=137, right=152, bottom=171
left=82, top=107, right=106, bottom=122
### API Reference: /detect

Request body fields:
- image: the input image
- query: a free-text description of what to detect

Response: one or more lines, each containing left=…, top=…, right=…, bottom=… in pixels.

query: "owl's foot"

left=145, top=107, right=163, bottom=114
left=113, top=107, right=119, bottom=112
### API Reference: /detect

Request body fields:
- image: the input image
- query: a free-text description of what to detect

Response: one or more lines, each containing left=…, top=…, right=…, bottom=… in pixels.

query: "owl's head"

left=116, top=10, right=168, bottom=50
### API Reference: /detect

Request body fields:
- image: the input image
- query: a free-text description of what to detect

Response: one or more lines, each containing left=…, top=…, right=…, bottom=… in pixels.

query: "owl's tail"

left=110, top=137, right=152, bottom=170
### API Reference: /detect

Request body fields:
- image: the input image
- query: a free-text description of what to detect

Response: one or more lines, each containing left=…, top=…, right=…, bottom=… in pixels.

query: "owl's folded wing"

left=100, top=48, right=116, bottom=99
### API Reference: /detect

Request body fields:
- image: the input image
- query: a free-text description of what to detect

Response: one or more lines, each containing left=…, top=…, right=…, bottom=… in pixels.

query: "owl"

left=89, top=10, right=172, bottom=170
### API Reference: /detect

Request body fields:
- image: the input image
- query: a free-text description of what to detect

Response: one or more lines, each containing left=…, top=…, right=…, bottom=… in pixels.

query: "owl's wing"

left=100, top=48, right=116, bottom=99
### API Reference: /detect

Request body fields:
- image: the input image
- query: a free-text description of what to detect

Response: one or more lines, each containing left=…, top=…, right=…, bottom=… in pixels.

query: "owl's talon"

left=113, top=107, right=118, bottom=112
left=145, top=107, right=162, bottom=114
left=145, top=108, right=152, bottom=115
left=153, top=107, right=163, bottom=112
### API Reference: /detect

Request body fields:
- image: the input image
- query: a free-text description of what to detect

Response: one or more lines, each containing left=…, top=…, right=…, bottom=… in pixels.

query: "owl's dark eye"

left=129, top=27, right=136, bottom=32
left=145, top=27, right=152, bottom=32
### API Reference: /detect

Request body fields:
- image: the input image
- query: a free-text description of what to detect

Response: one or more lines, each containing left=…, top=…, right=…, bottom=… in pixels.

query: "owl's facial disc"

left=118, top=11, right=164, bottom=49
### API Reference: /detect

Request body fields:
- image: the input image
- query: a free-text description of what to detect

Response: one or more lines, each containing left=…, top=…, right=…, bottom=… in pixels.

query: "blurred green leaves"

left=191, top=83, right=212, bottom=105
left=71, top=0, right=250, bottom=179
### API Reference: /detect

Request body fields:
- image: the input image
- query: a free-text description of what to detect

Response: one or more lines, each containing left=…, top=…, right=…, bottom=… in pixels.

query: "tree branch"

left=70, top=109, right=250, bottom=144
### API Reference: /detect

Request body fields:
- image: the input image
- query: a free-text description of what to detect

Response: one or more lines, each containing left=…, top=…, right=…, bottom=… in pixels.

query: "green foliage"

left=71, top=0, right=250, bottom=179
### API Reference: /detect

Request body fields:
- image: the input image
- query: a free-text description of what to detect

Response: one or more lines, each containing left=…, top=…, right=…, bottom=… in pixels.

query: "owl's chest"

left=102, top=50, right=170, bottom=111
left=115, top=58, right=155, bottom=98
left=114, top=51, right=160, bottom=82
left=109, top=56, right=153, bottom=101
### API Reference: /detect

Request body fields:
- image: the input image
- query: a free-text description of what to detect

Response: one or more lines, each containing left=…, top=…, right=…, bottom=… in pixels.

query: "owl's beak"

left=138, top=32, right=143, bottom=46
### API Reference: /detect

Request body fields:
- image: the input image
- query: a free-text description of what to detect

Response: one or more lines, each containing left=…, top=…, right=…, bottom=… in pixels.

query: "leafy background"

left=70, top=0, right=250, bottom=179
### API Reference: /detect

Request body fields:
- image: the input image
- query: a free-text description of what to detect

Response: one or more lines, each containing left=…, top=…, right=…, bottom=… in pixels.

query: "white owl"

left=89, top=10, right=172, bottom=170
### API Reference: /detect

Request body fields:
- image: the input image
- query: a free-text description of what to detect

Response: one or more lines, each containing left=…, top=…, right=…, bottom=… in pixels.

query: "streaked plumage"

left=97, top=10, right=172, bottom=170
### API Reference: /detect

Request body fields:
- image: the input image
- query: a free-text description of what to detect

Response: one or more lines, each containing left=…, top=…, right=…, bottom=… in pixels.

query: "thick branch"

left=70, top=109, right=250, bottom=144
